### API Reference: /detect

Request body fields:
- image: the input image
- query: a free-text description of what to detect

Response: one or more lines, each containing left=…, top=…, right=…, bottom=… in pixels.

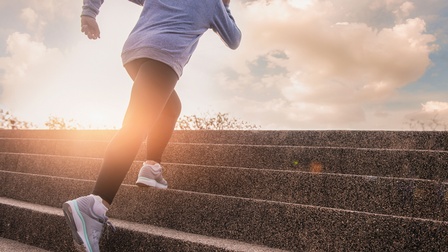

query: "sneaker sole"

left=136, top=177, right=168, bottom=189
left=62, top=201, right=91, bottom=252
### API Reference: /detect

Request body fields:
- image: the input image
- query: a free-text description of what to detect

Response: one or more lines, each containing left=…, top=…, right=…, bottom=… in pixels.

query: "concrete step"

left=0, top=197, right=283, bottom=252
left=1, top=172, right=447, bottom=251
left=0, top=130, right=447, bottom=150
left=0, top=237, right=49, bottom=252
left=2, top=130, right=448, bottom=251
left=1, top=138, right=447, bottom=180
left=1, top=154, right=447, bottom=221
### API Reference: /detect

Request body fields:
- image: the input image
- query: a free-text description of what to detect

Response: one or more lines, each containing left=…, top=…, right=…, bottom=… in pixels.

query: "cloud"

left=0, top=0, right=444, bottom=130
left=0, top=1, right=142, bottom=127
left=396, top=1, right=415, bottom=18
left=422, top=101, right=448, bottom=112
left=26, top=0, right=78, bottom=20
left=20, top=8, right=38, bottom=28
left=214, top=0, right=437, bottom=129
left=0, top=30, right=133, bottom=127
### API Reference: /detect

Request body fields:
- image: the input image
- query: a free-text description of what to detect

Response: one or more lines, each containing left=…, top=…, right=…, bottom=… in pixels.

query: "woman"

left=62, top=0, right=241, bottom=251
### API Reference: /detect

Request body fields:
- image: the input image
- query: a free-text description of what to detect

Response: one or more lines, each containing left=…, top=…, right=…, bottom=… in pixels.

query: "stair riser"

left=0, top=139, right=108, bottom=158
left=173, top=130, right=448, bottom=150
left=2, top=154, right=447, bottom=221
left=1, top=139, right=447, bottom=180
left=1, top=203, right=76, bottom=252
left=165, top=145, right=448, bottom=180
left=1, top=172, right=447, bottom=251
left=0, top=130, right=447, bottom=150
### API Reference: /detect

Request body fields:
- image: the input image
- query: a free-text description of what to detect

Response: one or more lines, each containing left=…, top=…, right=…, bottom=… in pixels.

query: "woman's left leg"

left=145, top=90, right=181, bottom=163
left=92, top=58, right=178, bottom=205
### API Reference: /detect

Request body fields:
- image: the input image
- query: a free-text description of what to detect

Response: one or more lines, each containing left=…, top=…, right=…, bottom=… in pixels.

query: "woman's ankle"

left=144, top=160, right=158, bottom=165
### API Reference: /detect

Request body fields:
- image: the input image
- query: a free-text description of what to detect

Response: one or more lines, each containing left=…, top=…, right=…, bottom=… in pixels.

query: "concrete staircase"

left=0, top=130, right=447, bottom=251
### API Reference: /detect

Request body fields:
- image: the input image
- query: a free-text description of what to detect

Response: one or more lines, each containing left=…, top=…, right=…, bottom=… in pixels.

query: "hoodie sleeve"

left=211, top=2, right=242, bottom=50
left=81, top=0, right=105, bottom=18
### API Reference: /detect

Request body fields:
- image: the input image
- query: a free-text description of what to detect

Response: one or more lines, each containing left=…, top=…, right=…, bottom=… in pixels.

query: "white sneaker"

left=135, top=162, right=168, bottom=189
left=62, top=195, right=110, bottom=252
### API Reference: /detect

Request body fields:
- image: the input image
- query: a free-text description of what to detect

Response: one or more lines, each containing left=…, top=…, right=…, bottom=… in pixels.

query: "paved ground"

left=0, top=238, right=49, bottom=252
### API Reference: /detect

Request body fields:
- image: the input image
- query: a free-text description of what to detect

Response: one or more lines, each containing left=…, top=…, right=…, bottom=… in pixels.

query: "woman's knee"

left=165, top=91, right=182, bottom=119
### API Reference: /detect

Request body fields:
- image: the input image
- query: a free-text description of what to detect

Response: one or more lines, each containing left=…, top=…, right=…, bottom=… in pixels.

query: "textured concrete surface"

left=1, top=172, right=447, bottom=251
left=0, top=238, right=49, bottom=252
left=0, top=130, right=447, bottom=150
left=162, top=144, right=448, bottom=180
left=1, top=138, right=447, bottom=180
left=2, top=154, right=447, bottom=220
left=0, top=197, right=286, bottom=252
left=1, top=130, right=448, bottom=251
left=0, top=130, right=448, bottom=150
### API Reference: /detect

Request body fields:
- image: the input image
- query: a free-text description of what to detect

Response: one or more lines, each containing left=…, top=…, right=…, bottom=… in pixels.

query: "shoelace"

left=91, top=219, right=116, bottom=243
left=105, top=220, right=116, bottom=232
left=102, top=219, right=117, bottom=241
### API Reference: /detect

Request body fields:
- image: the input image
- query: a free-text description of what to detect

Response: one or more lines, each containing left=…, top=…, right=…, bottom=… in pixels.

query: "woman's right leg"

left=63, top=58, right=179, bottom=252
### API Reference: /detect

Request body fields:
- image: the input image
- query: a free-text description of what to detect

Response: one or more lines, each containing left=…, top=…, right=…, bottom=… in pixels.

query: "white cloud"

left=1, top=32, right=50, bottom=79
left=213, top=0, right=437, bottom=129
left=422, top=101, right=448, bottom=112
left=27, top=0, right=79, bottom=20
left=0, top=1, right=142, bottom=128
left=398, top=1, right=415, bottom=17
left=369, top=0, right=410, bottom=12
left=19, top=8, right=47, bottom=40
left=20, top=8, right=38, bottom=28
left=0, top=0, right=444, bottom=130
left=0, top=31, right=132, bottom=127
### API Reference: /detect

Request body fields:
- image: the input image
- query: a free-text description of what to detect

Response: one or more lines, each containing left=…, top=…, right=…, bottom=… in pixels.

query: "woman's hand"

left=81, top=16, right=100, bottom=40
left=222, top=0, right=230, bottom=6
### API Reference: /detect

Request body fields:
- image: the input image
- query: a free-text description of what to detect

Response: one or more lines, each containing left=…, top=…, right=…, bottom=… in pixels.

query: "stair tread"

left=0, top=237, right=49, bottom=252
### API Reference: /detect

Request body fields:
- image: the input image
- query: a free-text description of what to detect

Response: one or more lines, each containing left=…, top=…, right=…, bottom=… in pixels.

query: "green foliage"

left=0, top=109, right=35, bottom=129
left=45, top=116, right=81, bottom=130
left=176, top=112, right=259, bottom=130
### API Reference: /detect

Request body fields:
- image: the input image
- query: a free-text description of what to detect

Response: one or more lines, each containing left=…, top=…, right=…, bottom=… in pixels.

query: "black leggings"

left=92, top=58, right=181, bottom=205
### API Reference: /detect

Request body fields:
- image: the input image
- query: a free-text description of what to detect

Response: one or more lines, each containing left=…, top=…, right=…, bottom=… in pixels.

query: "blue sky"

left=0, top=0, right=447, bottom=130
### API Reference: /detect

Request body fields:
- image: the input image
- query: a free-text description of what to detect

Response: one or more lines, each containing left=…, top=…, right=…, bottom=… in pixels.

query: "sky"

left=0, top=0, right=447, bottom=130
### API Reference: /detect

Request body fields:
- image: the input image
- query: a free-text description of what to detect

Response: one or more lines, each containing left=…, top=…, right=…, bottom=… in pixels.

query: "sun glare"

left=77, top=111, right=117, bottom=129
left=288, top=0, right=312, bottom=9
left=67, top=111, right=118, bottom=129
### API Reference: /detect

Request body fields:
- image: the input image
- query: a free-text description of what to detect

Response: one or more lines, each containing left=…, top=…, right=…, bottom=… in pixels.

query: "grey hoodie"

left=82, top=0, right=242, bottom=77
